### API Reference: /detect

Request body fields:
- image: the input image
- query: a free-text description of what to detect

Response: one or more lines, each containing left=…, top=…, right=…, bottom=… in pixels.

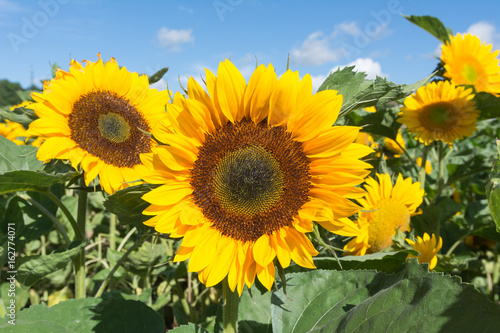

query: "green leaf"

left=0, top=136, right=42, bottom=173
left=475, top=92, right=500, bottom=120
left=403, top=15, right=452, bottom=43
left=286, top=250, right=415, bottom=274
left=238, top=287, right=272, bottom=333
left=148, top=67, right=169, bottom=85
left=318, top=67, right=433, bottom=119
left=271, top=259, right=500, bottom=333
left=104, top=184, right=158, bottom=232
left=0, top=297, right=165, bottom=332
left=16, top=242, right=85, bottom=287
left=168, top=323, right=209, bottom=333
left=486, top=140, right=500, bottom=232
left=0, top=106, right=36, bottom=128
left=0, top=170, right=80, bottom=194
left=412, top=198, right=462, bottom=236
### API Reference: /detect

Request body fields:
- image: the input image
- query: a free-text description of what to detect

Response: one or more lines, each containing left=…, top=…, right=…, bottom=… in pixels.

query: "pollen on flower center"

left=69, top=91, right=152, bottom=168
left=420, top=101, right=458, bottom=129
left=190, top=121, right=311, bottom=242
left=214, top=145, right=284, bottom=216
left=98, top=113, right=131, bottom=143
left=367, top=198, right=410, bottom=253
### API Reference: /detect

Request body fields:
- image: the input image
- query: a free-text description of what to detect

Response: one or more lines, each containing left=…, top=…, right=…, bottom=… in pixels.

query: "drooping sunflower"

left=383, top=130, right=405, bottom=157
left=344, top=173, right=424, bottom=256
left=27, top=55, right=169, bottom=194
left=397, top=80, right=479, bottom=146
left=406, top=233, right=442, bottom=270
left=140, top=60, right=373, bottom=294
left=441, top=33, right=500, bottom=95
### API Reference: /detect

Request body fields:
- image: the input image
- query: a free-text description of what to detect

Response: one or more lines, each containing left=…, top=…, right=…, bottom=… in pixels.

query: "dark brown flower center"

left=68, top=91, right=151, bottom=168
left=191, top=121, right=311, bottom=242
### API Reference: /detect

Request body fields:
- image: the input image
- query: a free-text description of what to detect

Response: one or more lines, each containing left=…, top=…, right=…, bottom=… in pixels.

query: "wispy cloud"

left=291, top=21, right=391, bottom=66
left=466, top=21, right=500, bottom=49
left=157, top=27, right=194, bottom=52
left=333, top=57, right=387, bottom=79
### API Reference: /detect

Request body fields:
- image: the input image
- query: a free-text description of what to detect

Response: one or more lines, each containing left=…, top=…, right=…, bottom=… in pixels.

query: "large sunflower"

left=140, top=60, right=372, bottom=294
left=27, top=55, right=169, bottom=194
left=397, top=80, right=479, bottom=146
left=344, top=173, right=424, bottom=256
left=441, top=33, right=500, bottom=95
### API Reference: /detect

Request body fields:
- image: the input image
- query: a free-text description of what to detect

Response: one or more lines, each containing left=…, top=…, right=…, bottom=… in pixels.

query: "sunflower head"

left=384, top=130, right=405, bottom=157
left=140, top=59, right=373, bottom=294
left=27, top=54, right=169, bottom=194
left=441, top=33, right=500, bottom=95
left=406, top=233, right=442, bottom=270
left=344, top=173, right=424, bottom=255
left=398, top=80, right=479, bottom=146
left=0, top=120, right=28, bottom=145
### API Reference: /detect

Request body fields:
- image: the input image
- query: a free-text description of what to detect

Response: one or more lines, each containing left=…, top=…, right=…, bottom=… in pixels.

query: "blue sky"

left=2, top=0, right=500, bottom=94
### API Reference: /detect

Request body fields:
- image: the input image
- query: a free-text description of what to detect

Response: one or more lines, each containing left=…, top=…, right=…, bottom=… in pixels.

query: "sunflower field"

left=1, top=14, right=500, bottom=333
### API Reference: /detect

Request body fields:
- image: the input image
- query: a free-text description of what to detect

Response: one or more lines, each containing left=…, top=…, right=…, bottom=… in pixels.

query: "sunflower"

left=441, top=33, right=500, bottom=95
left=0, top=120, right=27, bottom=145
left=140, top=60, right=373, bottom=294
left=397, top=80, right=479, bottom=146
left=416, top=157, right=432, bottom=175
left=27, top=54, right=169, bottom=194
left=383, top=130, right=405, bottom=157
left=344, top=173, right=424, bottom=256
left=406, top=233, right=442, bottom=270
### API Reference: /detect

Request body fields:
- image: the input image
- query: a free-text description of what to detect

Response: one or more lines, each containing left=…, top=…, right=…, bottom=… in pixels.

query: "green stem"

left=74, top=178, right=88, bottom=299
left=31, top=189, right=84, bottom=241
left=435, top=141, right=446, bottom=200
left=20, top=194, right=71, bottom=246
left=94, top=232, right=150, bottom=298
left=395, top=139, right=419, bottom=175
left=223, top=278, right=239, bottom=333
left=109, top=214, right=117, bottom=251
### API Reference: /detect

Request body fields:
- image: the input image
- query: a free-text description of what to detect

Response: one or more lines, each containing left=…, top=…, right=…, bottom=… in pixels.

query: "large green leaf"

left=0, top=136, right=42, bottom=172
left=486, top=139, right=500, bottom=232
left=403, top=15, right=452, bottom=43
left=104, top=184, right=158, bottom=231
left=474, top=92, right=500, bottom=119
left=412, top=198, right=462, bottom=236
left=0, top=297, right=165, bottom=332
left=16, top=242, right=85, bottom=287
left=271, top=259, right=500, bottom=332
left=318, top=67, right=433, bottom=119
left=286, top=250, right=415, bottom=274
left=0, top=170, right=79, bottom=194
left=168, top=323, right=209, bottom=333
left=0, top=106, right=36, bottom=128
left=238, top=286, right=272, bottom=333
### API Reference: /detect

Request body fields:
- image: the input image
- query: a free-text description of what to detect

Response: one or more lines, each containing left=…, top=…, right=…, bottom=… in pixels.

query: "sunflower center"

left=462, top=63, right=478, bottom=84
left=214, top=145, right=284, bottom=216
left=68, top=91, right=152, bottom=168
left=98, top=113, right=131, bottom=143
left=191, top=121, right=311, bottom=242
left=421, top=101, right=458, bottom=129
left=367, top=198, right=410, bottom=253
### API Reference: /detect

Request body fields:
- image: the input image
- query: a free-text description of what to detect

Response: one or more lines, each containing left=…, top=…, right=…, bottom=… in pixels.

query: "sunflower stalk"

left=223, top=278, right=239, bottom=333
left=74, top=177, right=88, bottom=299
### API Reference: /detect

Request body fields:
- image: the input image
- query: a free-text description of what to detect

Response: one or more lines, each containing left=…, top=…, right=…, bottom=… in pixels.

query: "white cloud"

left=331, top=21, right=360, bottom=37
left=150, top=79, right=168, bottom=91
left=333, top=58, right=387, bottom=79
left=157, top=27, right=194, bottom=52
left=310, top=74, right=327, bottom=93
left=466, top=21, right=500, bottom=48
left=291, top=31, right=343, bottom=66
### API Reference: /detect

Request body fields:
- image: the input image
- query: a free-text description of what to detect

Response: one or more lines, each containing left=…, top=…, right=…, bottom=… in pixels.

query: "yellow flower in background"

left=384, top=130, right=405, bottom=157
left=416, top=157, right=432, bottom=175
left=0, top=120, right=27, bottom=145
left=27, top=54, right=169, bottom=194
left=355, top=132, right=377, bottom=149
left=398, top=80, right=479, bottom=146
left=344, top=173, right=424, bottom=255
left=140, top=60, right=372, bottom=295
left=441, top=33, right=500, bottom=95
left=364, top=106, right=377, bottom=113
left=406, top=233, right=442, bottom=270
left=10, top=101, right=33, bottom=110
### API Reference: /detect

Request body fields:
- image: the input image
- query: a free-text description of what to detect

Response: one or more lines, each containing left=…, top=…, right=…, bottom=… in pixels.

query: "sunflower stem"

left=74, top=177, right=88, bottom=299
left=109, top=214, right=117, bottom=251
left=223, top=278, right=239, bottom=333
